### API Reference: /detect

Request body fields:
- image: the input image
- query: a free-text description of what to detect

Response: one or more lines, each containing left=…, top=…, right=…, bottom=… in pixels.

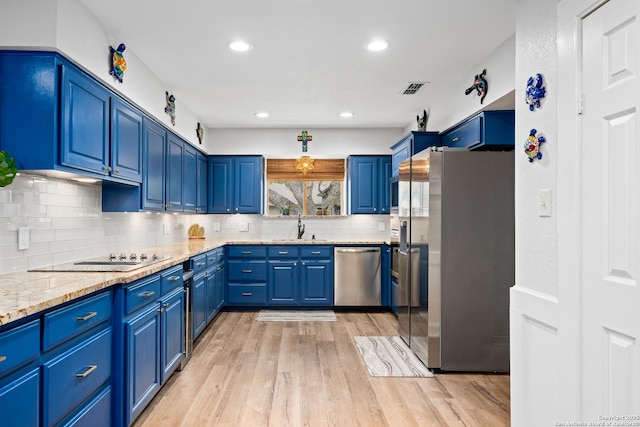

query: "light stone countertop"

left=0, top=238, right=388, bottom=327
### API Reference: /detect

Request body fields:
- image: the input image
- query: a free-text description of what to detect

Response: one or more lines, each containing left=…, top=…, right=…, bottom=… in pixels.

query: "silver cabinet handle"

left=242, top=251, right=252, bottom=254
left=311, top=251, right=321, bottom=254
left=167, top=276, right=181, bottom=281
left=139, top=291, right=155, bottom=298
left=278, top=251, right=289, bottom=255
left=196, top=262, right=205, bottom=267
left=163, top=303, right=169, bottom=308
left=452, top=137, right=460, bottom=142
left=76, top=365, right=97, bottom=378
left=114, top=168, right=120, bottom=174
left=335, top=248, right=379, bottom=253
left=242, top=292, right=252, bottom=296
left=76, top=312, right=97, bottom=321
left=242, top=269, right=252, bottom=273
left=105, top=166, right=112, bottom=172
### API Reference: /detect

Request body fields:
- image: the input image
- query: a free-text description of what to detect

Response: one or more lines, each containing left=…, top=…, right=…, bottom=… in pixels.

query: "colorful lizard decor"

left=524, top=128, right=546, bottom=162
left=297, top=131, right=312, bottom=152
left=465, top=69, right=488, bottom=104
left=165, top=91, right=176, bottom=126
left=525, top=73, right=546, bottom=111
left=109, top=43, right=127, bottom=83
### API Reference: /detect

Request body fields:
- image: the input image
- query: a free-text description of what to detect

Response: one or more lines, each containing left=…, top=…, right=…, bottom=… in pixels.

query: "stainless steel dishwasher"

left=334, top=247, right=381, bottom=306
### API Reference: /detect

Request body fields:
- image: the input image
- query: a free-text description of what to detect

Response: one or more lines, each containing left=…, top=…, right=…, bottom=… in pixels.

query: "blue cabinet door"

left=208, top=157, right=233, bottom=213
left=379, top=157, right=392, bottom=214
left=183, top=144, right=197, bottom=213
left=268, top=261, right=298, bottom=305
left=166, top=134, right=184, bottom=212
left=349, top=156, right=378, bottom=214
left=300, top=261, right=333, bottom=305
left=214, top=263, right=225, bottom=311
left=142, top=118, right=166, bottom=211
left=205, top=269, right=217, bottom=322
left=234, top=156, right=263, bottom=214
left=161, top=288, right=184, bottom=384
left=196, top=152, right=208, bottom=213
left=192, top=275, right=207, bottom=340
left=110, top=97, right=143, bottom=183
left=60, top=64, right=110, bottom=176
left=126, top=305, right=161, bottom=425
left=0, top=368, right=40, bottom=427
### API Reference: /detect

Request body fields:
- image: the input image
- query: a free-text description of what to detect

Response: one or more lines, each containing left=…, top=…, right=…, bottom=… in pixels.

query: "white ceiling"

left=81, top=0, right=516, bottom=129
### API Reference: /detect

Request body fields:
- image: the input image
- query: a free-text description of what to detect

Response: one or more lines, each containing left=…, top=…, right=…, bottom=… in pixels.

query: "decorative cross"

left=297, top=131, right=312, bottom=152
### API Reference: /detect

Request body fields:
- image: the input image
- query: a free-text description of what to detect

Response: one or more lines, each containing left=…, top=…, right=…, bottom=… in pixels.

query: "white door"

left=582, top=0, right=640, bottom=417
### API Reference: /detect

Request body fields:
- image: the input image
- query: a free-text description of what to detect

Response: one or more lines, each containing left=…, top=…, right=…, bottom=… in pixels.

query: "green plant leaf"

left=0, top=150, right=18, bottom=187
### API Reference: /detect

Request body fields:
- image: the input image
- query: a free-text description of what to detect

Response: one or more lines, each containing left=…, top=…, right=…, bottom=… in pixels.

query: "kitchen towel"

left=256, top=310, right=337, bottom=322
left=353, top=336, right=434, bottom=377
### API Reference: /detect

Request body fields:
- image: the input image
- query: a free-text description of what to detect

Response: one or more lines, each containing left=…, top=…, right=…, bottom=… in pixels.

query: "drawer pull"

left=163, top=303, right=169, bottom=308
left=76, top=312, right=98, bottom=321
left=139, top=291, right=155, bottom=298
left=278, top=251, right=289, bottom=255
left=196, top=262, right=206, bottom=267
left=216, top=267, right=222, bottom=271
left=311, top=251, right=321, bottom=254
left=76, top=365, right=98, bottom=378
left=208, top=258, right=216, bottom=262
left=242, top=269, right=252, bottom=273
left=204, top=273, right=211, bottom=278
left=241, top=251, right=252, bottom=254
left=0, top=356, right=6, bottom=363
left=167, top=276, right=181, bottom=281
left=452, top=137, right=460, bottom=142
left=242, top=292, right=252, bottom=296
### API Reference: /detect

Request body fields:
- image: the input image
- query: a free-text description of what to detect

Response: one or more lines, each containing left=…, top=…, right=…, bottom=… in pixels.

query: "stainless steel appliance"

left=334, top=247, right=381, bottom=306
left=398, top=147, right=514, bottom=372
left=178, top=268, right=194, bottom=370
left=29, top=252, right=173, bottom=272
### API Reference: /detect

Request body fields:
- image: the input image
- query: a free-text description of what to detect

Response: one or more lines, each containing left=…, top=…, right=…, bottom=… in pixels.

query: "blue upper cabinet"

left=0, top=51, right=141, bottom=184
left=141, top=118, right=167, bottom=211
left=348, top=155, right=391, bottom=214
left=208, top=156, right=263, bottom=214
left=196, top=152, right=208, bottom=213
left=390, top=131, right=441, bottom=177
left=441, top=110, right=515, bottom=150
left=166, top=133, right=184, bottom=212
left=182, top=143, right=197, bottom=213
left=110, top=97, right=143, bottom=183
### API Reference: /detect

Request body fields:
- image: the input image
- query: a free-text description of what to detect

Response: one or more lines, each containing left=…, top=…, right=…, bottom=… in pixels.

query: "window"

left=266, top=158, right=345, bottom=216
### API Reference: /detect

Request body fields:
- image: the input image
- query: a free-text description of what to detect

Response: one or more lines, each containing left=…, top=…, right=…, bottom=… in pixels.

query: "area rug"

left=353, top=336, right=434, bottom=377
left=256, top=310, right=337, bottom=322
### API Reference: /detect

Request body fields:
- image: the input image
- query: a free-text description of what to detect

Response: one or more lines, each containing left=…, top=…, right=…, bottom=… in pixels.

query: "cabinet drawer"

left=191, top=254, right=207, bottom=276
left=443, top=115, right=481, bottom=148
left=300, top=246, right=332, bottom=259
left=0, top=319, right=40, bottom=377
left=267, top=246, right=298, bottom=259
left=43, top=292, right=112, bottom=351
left=228, top=260, right=267, bottom=282
left=227, top=245, right=266, bottom=258
left=60, top=385, right=111, bottom=427
left=206, top=248, right=222, bottom=267
left=125, top=275, right=161, bottom=315
left=160, top=265, right=183, bottom=296
left=227, top=284, right=267, bottom=305
left=43, top=327, right=111, bottom=426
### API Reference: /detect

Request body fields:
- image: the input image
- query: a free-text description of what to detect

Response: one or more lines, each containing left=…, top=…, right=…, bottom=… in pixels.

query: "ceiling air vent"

left=401, top=82, right=428, bottom=95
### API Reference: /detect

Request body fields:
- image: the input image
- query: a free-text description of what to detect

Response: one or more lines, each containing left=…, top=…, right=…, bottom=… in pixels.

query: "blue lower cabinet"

left=0, top=367, right=40, bottom=427
left=161, top=288, right=184, bottom=382
left=43, top=327, right=112, bottom=426
left=192, top=274, right=207, bottom=340
left=268, top=261, right=298, bottom=305
left=227, top=284, right=267, bottom=305
left=126, top=304, right=161, bottom=425
left=300, top=261, right=333, bottom=305
left=59, top=385, right=111, bottom=427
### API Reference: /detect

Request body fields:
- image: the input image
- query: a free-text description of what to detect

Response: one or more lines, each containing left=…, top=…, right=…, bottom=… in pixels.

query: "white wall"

left=0, top=0, right=57, bottom=48
left=206, top=127, right=402, bottom=157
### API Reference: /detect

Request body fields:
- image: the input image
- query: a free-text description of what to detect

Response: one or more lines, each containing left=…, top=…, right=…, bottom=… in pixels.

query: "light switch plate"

left=539, top=189, right=551, bottom=217
left=213, top=221, right=221, bottom=232
left=18, top=227, right=29, bottom=250
left=239, top=222, right=249, bottom=232
left=378, top=222, right=386, bottom=232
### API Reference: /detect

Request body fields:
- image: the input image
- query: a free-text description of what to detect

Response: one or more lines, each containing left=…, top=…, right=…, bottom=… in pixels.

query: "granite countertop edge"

left=0, top=238, right=389, bottom=327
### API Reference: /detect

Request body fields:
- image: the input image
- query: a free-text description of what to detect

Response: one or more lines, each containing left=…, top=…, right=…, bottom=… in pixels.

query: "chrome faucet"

left=297, top=213, right=305, bottom=239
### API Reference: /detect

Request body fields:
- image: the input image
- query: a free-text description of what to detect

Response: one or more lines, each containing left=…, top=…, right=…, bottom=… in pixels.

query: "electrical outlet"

left=18, top=227, right=29, bottom=250
left=163, top=223, right=170, bottom=235
left=213, top=221, right=221, bottom=232
left=378, top=222, right=386, bottom=232
left=239, top=222, right=249, bottom=232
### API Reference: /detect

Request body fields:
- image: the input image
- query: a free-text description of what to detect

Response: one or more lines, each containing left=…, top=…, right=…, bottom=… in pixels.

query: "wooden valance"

left=266, top=158, right=345, bottom=181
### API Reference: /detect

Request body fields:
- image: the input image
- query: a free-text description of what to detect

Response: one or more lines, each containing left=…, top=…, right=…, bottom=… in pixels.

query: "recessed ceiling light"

left=339, top=112, right=355, bottom=118
left=365, top=39, right=389, bottom=52
left=255, top=112, right=269, bottom=118
left=228, top=40, right=253, bottom=52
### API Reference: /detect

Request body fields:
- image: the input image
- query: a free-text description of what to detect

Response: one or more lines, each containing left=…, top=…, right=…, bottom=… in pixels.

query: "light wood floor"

left=133, top=311, right=510, bottom=427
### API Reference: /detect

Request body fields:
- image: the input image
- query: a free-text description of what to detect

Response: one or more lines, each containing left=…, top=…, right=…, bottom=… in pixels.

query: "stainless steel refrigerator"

left=397, top=147, right=514, bottom=372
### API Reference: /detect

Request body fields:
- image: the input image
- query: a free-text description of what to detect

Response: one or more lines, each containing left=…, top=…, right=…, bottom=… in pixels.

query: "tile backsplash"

left=0, top=174, right=389, bottom=275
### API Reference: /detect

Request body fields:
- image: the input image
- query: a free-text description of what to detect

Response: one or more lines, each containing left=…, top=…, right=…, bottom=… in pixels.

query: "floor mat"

left=353, top=336, right=434, bottom=377
left=255, top=310, right=337, bottom=322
